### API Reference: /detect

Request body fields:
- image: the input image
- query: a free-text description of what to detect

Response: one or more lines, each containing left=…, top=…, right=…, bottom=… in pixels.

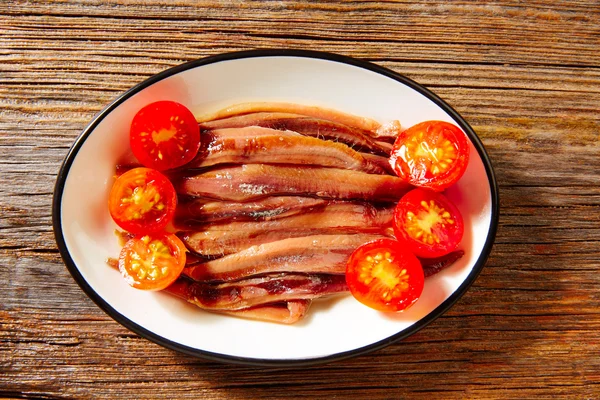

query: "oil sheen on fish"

left=217, top=300, right=311, bottom=324
left=164, top=273, right=348, bottom=311
left=183, top=234, right=385, bottom=282
left=195, top=102, right=383, bottom=133
left=175, top=164, right=411, bottom=202
left=179, top=202, right=395, bottom=256
left=200, top=112, right=392, bottom=155
left=187, top=126, right=388, bottom=174
left=175, top=196, right=327, bottom=225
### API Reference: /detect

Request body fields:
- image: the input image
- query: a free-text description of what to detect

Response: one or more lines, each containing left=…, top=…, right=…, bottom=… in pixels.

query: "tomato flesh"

left=393, top=188, right=464, bottom=258
left=346, top=239, right=424, bottom=312
left=119, top=233, right=186, bottom=291
left=108, top=167, right=177, bottom=235
left=130, top=100, right=200, bottom=171
left=390, top=120, right=469, bottom=191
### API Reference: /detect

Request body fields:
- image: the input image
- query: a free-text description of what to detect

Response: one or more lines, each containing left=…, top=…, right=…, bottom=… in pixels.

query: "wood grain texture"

left=1, top=0, right=599, bottom=398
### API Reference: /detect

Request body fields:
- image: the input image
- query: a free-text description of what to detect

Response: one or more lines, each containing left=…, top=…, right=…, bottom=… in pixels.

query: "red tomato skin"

left=118, top=233, right=186, bottom=291
left=130, top=101, right=200, bottom=171
left=346, top=239, right=424, bottom=312
left=393, top=188, right=464, bottom=258
left=390, top=120, right=470, bottom=191
left=108, top=167, right=177, bottom=235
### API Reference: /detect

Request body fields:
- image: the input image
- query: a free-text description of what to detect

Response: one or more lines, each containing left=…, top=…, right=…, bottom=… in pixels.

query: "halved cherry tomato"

left=118, top=233, right=186, bottom=291
left=108, top=167, right=177, bottom=234
left=389, top=120, right=469, bottom=191
left=346, top=239, right=424, bottom=312
left=393, top=188, right=464, bottom=258
left=130, top=100, right=200, bottom=171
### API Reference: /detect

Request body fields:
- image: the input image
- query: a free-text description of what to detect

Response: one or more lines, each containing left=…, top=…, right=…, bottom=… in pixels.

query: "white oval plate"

left=53, top=50, right=499, bottom=366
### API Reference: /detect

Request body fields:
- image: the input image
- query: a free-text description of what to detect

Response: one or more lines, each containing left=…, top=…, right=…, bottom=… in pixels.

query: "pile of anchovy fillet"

left=119, top=102, right=462, bottom=324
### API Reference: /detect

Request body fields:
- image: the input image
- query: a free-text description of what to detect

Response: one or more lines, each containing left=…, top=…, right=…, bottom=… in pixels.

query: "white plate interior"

left=59, top=55, right=493, bottom=361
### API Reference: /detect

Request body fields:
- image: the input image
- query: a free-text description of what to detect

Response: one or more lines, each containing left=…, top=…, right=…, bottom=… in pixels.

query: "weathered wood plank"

left=1, top=0, right=600, bottom=399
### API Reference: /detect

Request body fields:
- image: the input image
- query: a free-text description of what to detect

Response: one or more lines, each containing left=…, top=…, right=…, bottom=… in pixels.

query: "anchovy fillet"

left=175, top=164, right=410, bottom=202
left=183, top=234, right=384, bottom=281
left=164, top=273, right=348, bottom=311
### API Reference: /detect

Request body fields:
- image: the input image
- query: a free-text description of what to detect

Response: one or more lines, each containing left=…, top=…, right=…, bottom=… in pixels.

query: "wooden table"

left=2, top=1, right=599, bottom=398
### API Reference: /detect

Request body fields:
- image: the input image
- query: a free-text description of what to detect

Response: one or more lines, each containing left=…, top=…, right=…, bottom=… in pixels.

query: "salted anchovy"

left=363, top=153, right=396, bottom=175
left=184, top=234, right=384, bottom=282
left=163, top=273, right=348, bottom=311
left=179, top=202, right=395, bottom=256
left=421, top=250, right=465, bottom=278
left=187, top=126, right=387, bottom=174
left=175, top=164, right=411, bottom=202
left=374, top=120, right=403, bottom=143
left=217, top=300, right=311, bottom=324
left=195, top=102, right=383, bottom=133
left=200, top=112, right=392, bottom=155
left=175, top=196, right=327, bottom=225
left=108, top=256, right=312, bottom=323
